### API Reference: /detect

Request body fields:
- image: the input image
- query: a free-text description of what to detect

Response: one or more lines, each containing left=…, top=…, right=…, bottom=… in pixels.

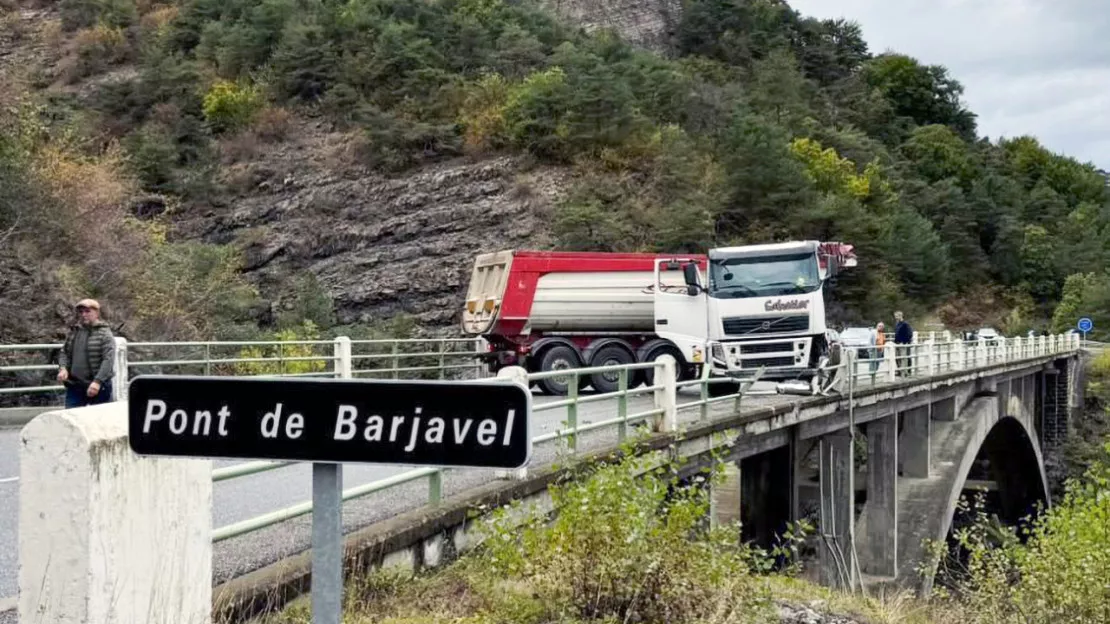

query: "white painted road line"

left=0, top=478, right=17, bottom=485
left=0, top=595, right=13, bottom=612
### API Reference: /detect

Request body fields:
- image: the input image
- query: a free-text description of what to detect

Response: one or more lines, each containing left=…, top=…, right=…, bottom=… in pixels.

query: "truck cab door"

left=653, top=259, right=709, bottom=362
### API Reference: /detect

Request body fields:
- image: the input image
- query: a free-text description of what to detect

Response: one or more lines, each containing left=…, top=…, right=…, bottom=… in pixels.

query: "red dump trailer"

left=461, top=250, right=707, bottom=394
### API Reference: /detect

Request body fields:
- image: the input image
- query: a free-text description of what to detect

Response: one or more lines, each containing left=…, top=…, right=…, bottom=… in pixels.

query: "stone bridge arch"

left=895, top=388, right=1050, bottom=594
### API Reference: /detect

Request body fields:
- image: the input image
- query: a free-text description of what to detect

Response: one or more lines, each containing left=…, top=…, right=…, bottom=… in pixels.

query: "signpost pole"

left=312, top=462, right=344, bottom=624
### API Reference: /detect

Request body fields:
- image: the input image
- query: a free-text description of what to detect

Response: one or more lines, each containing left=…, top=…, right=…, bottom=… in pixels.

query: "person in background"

left=870, top=321, right=885, bottom=375
left=893, top=311, right=913, bottom=376
left=57, top=298, right=116, bottom=408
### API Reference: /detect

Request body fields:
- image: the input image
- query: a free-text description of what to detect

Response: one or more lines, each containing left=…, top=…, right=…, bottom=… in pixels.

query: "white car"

left=977, top=327, right=1001, bottom=345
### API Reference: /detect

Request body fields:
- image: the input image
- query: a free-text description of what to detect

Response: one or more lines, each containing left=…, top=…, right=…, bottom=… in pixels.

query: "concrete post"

left=112, top=337, right=128, bottom=401
left=20, top=403, right=212, bottom=624
left=863, top=415, right=897, bottom=577
left=883, top=343, right=896, bottom=382
left=710, top=461, right=742, bottom=530
left=818, top=430, right=856, bottom=589
left=495, top=365, right=531, bottom=480
left=900, top=405, right=931, bottom=478
left=333, top=336, right=352, bottom=379
left=927, top=337, right=938, bottom=376
left=955, top=340, right=965, bottom=370
left=654, top=355, right=677, bottom=432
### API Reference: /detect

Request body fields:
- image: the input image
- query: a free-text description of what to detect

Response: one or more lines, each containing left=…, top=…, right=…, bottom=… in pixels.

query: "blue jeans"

left=64, top=380, right=113, bottom=408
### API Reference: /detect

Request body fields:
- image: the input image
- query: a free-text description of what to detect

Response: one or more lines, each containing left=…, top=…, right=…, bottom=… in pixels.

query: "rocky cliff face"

left=174, top=122, right=571, bottom=330
left=541, top=0, right=682, bottom=51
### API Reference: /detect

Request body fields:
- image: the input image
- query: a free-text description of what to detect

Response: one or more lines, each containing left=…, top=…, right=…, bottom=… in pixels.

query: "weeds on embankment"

left=256, top=447, right=937, bottom=624
left=259, top=438, right=1110, bottom=624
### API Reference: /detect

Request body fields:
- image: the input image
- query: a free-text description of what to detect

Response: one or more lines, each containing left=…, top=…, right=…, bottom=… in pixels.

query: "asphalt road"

left=0, top=385, right=791, bottom=614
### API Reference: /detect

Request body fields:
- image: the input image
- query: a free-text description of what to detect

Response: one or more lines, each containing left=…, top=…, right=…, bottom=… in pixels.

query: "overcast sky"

left=788, top=0, right=1109, bottom=170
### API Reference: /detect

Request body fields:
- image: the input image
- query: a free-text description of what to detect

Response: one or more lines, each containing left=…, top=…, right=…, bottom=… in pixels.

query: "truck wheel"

left=589, top=345, right=636, bottom=394
left=707, top=378, right=740, bottom=398
left=641, top=346, right=685, bottom=388
left=537, top=345, right=583, bottom=396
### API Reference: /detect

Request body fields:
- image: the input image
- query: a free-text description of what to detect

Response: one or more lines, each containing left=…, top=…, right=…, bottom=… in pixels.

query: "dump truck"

left=461, top=242, right=857, bottom=395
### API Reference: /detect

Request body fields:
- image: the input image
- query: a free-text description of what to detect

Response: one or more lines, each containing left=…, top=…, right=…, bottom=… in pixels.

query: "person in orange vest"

left=871, top=321, right=885, bottom=374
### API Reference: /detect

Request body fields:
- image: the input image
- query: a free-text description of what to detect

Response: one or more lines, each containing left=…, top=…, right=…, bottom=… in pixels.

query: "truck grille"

left=722, top=316, right=808, bottom=336
left=741, top=356, right=796, bottom=368
left=739, top=342, right=795, bottom=354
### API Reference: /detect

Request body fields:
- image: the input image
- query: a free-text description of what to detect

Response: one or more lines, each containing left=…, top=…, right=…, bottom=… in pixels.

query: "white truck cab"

left=653, top=241, right=856, bottom=381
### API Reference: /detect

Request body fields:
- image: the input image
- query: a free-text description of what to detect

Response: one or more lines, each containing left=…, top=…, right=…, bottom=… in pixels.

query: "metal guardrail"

left=0, top=337, right=487, bottom=401
left=2, top=331, right=1080, bottom=544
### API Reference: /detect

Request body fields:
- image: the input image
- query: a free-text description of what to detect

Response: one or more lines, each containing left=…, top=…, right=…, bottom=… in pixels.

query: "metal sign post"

left=126, top=375, right=532, bottom=624
left=312, top=463, right=343, bottom=624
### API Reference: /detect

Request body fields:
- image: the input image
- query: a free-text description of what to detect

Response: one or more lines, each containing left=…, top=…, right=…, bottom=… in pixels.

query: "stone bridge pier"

left=708, top=354, right=1083, bottom=594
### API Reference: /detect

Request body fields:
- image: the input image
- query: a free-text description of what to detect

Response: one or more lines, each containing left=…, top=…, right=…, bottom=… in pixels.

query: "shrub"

left=202, top=80, right=264, bottom=134
left=935, top=445, right=1110, bottom=622
left=61, top=0, right=137, bottom=31
left=127, top=240, right=262, bottom=340
left=457, top=73, right=510, bottom=154
left=252, top=106, right=293, bottom=142
left=64, top=24, right=131, bottom=81
left=477, top=452, right=775, bottom=623
left=503, top=66, right=571, bottom=159
left=232, top=320, right=330, bottom=376
left=355, top=106, right=461, bottom=172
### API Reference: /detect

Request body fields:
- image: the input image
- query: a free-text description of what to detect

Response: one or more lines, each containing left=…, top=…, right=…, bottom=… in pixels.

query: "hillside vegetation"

left=2, top=0, right=1109, bottom=343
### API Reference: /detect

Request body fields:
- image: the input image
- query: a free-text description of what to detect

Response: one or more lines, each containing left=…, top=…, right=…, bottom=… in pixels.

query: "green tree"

left=1020, top=225, right=1059, bottom=302
left=863, top=53, right=977, bottom=140
left=748, top=48, right=812, bottom=127
left=900, top=124, right=975, bottom=185
left=886, top=207, right=951, bottom=303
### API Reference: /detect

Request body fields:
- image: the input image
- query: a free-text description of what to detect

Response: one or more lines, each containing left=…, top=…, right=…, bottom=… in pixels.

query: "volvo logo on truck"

left=764, top=299, right=810, bottom=312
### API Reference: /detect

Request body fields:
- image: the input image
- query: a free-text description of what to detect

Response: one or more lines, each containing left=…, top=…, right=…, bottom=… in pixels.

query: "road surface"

left=0, top=386, right=791, bottom=612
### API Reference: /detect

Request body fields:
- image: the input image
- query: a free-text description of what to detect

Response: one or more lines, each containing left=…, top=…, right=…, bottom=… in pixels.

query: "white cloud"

left=788, top=0, right=1110, bottom=168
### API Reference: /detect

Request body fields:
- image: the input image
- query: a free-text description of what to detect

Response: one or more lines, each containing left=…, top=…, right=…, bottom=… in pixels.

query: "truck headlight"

left=711, top=343, right=725, bottom=362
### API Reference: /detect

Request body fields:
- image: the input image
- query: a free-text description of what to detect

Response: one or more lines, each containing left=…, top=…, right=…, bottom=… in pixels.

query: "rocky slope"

left=175, top=121, right=570, bottom=329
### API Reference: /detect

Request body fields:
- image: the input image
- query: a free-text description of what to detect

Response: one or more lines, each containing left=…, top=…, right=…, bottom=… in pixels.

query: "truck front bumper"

left=709, top=337, right=815, bottom=380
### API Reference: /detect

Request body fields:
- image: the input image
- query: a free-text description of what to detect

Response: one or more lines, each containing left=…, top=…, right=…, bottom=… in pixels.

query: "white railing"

left=0, top=336, right=487, bottom=405
left=839, top=331, right=1081, bottom=388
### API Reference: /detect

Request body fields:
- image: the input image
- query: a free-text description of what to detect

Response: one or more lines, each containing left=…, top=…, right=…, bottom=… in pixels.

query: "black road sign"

left=127, top=375, right=533, bottom=469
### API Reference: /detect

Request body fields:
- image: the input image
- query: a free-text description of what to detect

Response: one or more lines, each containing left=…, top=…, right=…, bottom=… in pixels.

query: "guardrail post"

left=883, top=343, right=896, bottom=382
left=112, top=336, right=128, bottom=401
left=927, top=337, right=937, bottom=376
left=391, top=342, right=400, bottom=379
left=333, top=336, right=352, bottom=380
left=494, top=365, right=530, bottom=480
left=955, top=339, right=965, bottom=371
left=654, top=355, right=677, bottom=433
left=19, top=404, right=212, bottom=623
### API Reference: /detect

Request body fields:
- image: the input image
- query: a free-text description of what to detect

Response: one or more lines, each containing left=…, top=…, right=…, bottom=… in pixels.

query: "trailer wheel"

left=588, top=345, right=636, bottom=394
left=537, top=345, right=583, bottom=396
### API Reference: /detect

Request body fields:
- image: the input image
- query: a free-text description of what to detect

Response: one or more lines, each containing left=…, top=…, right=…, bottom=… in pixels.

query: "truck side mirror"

left=682, top=263, right=700, bottom=296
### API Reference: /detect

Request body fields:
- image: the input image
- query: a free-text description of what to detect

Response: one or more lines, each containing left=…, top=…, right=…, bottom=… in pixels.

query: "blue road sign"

left=1078, top=317, right=1093, bottom=333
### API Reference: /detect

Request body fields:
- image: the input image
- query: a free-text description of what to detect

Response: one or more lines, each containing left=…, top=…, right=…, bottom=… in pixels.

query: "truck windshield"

left=709, top=253, right=821, bottom=298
